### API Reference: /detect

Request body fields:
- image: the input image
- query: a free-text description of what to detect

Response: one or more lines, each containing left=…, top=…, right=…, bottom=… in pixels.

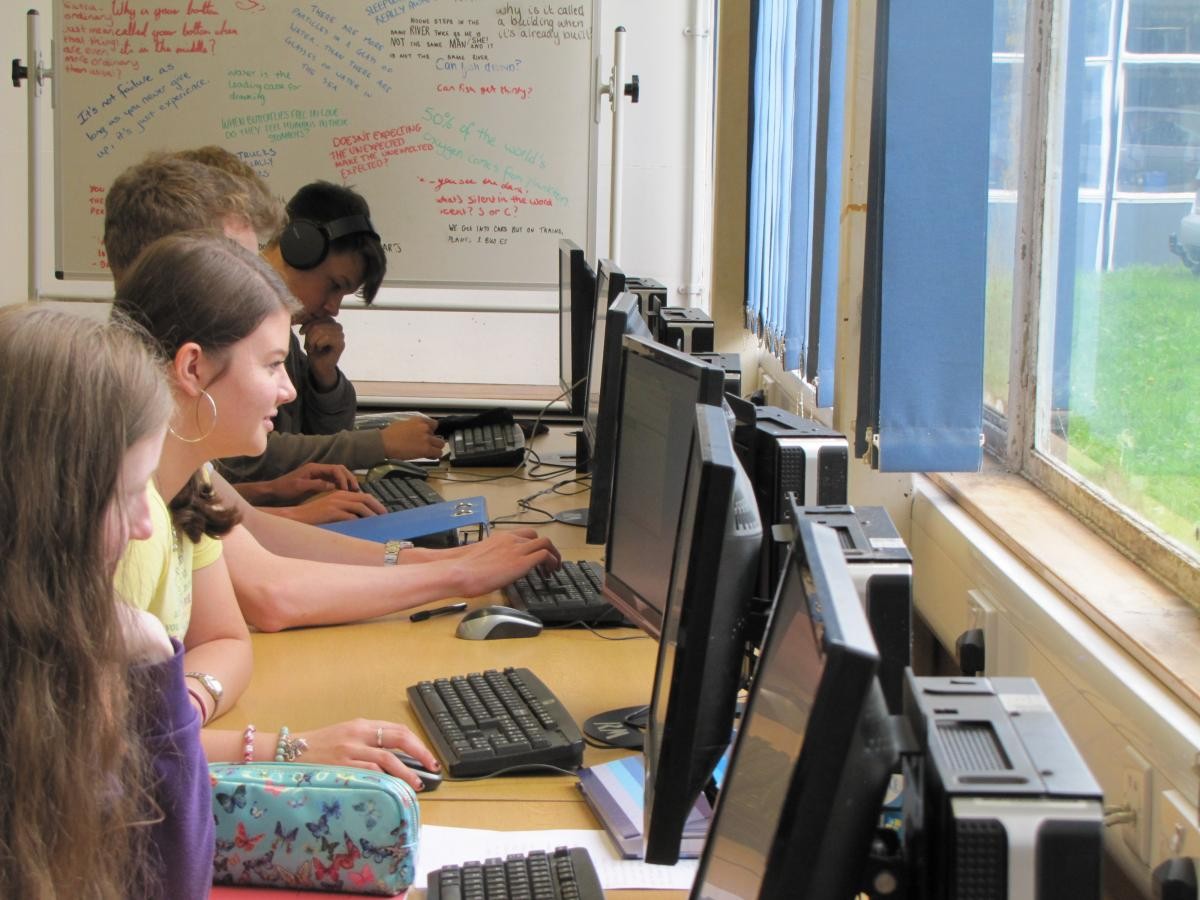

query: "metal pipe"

left=608, top=25, right=626, bottom=263
left=26, top=9, right=42, bottom=302
left=683, top=2, right=712, bottom=311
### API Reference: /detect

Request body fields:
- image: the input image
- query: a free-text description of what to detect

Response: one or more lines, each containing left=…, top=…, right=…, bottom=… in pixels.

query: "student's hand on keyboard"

left=446, top=529, right=562, bottom=597
left=287, top=719, right=441, bottom=793
left=299, top=316, right=346, bottom=389
left=270, top=489, right=386, bottom=525
left=381, top=416, right=446, bottom=460
left=265, top=461, right=361, bottom=502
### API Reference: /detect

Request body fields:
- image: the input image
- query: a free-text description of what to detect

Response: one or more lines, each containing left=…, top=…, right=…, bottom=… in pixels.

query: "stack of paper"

left=577, top=754, right=712, bottom=859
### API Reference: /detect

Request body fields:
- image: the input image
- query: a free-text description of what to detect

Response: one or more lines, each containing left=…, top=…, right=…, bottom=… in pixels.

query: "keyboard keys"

left=407, top=667, right=583, bottom=778
left=504, top=561, right=626, bottom=626
left=363, top=475, right=444, bottom=511
left=448, top=422, right=526, bottom=468
left=427, top=847, right=603, bottom=900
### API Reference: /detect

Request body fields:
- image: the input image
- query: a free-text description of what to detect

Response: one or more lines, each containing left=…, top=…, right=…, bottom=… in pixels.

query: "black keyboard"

left=407, top=667, right=584, bottom=778
left=427, top=846, right=604, bottom=900
left=505, top=560, right=626, bottom=626
left=363, top=475, right=444, bottom=511
left=448, top=422, right=526, bottom=468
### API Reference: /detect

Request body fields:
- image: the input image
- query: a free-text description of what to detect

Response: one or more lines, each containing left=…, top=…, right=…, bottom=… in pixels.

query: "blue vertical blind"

left=746, top=0, right=811, bottom=372
left=857, top=0, right=992, bottom=471
left=746, top=0, right=991, bottom=470
left=746, top=0, right=844, bottom=402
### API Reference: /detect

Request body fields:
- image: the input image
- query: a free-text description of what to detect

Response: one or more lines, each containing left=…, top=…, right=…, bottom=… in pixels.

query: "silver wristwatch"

left=383, top=539, right=413, bottom=566
left=185, top=671, right=224, bottom=709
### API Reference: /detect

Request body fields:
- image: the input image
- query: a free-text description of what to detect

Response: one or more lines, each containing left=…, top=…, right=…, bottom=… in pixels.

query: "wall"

left=3, top=0, right=708, bottom=398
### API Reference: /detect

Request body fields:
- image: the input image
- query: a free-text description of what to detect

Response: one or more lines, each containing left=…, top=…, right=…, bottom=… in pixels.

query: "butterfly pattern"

left=353, top=798, right=379, bottom=830
left=273, top=821, right=298, bottom=853
left=210, top=763, right=419, bottom=894
left=233, top=821, right=266, bottom=852
left=358, top=832, right=414, bottom=875
left=214, top=783, right=246, bottom=814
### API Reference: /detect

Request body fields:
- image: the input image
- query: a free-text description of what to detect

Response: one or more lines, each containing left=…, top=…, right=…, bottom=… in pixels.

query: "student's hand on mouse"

left=447, top=530, right=562, bottom=597
left=266, top=462, right=360, bottom=502
left=381, top=417, right=446, bottom=460
left=290, top=720, right=440, bottom=792
left=299, top=317, right=346, bottom=389
left=116, top=603, right=175, bottom=665
left=288, top=489, right=386, bottom=523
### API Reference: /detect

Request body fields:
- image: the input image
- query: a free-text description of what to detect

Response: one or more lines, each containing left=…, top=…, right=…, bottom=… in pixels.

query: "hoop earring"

left=169, top=389, right=218, bottom=444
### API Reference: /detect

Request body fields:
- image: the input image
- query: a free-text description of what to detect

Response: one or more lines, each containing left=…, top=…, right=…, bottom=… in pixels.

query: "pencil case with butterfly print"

left=209, top=762, right=420, bottom=895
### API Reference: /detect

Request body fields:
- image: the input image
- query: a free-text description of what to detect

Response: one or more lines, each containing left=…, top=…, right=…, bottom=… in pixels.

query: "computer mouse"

left=391, top=751, right=443, bottom=792
left=455, top=605, right=544, bottom=641
left=368, top=460, right=429, bottom=481
left=516, top=419, right=550, bottom=439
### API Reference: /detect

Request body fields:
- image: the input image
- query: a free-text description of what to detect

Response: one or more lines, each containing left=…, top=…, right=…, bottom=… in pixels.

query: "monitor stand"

left=554, top=507, right=588, bottom=526
left=583, top=705, right=648, bottom=750
left=536, top=431, right=591, bottom=473
left=536, top=450, right=579, bottom=468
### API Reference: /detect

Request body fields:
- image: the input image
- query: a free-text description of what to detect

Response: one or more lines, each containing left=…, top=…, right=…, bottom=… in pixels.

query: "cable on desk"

left=542, top=620, right=652, bottom=641
left=525, top=458, right=577, bottom=478
left=490, top=475, right=593, bottom=526
left=442, top=762, right=580, bottom=782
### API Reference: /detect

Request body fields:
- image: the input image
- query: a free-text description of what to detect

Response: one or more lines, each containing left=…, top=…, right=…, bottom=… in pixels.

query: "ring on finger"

left=376, top=726, right=384, bottom=748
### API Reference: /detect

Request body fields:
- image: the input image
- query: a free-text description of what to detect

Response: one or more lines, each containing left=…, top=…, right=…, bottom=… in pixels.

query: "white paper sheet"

left=415, top=824, right=699, bottom=891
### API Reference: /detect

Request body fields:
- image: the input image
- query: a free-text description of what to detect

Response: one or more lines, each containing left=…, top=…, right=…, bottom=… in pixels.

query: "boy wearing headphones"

left=218, top=181, right=445, bottom=484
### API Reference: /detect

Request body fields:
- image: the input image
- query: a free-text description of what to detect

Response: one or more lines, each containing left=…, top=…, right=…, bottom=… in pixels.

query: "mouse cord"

left=443, top=763, right=579, bottom=782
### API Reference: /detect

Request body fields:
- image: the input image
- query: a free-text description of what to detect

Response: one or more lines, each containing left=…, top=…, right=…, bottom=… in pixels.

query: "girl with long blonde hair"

left=0, top=305, right=211, bottom=898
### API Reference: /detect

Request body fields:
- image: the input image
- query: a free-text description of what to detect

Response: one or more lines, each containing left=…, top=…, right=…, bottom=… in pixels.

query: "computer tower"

left=623, top=276, right=668, bottom=332
left=787, top=503, right=912, bottom=714
left=691, top=352, right=742, bottom=396
left=725, top=400, right=849, bottom=602
left=655, top=307, right=715, bottom=353
left=903, top=673, right=1103, bottom=900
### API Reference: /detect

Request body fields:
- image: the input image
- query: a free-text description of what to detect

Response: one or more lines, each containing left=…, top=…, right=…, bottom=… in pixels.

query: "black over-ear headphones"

left=278, top=214, right=379, bottom=270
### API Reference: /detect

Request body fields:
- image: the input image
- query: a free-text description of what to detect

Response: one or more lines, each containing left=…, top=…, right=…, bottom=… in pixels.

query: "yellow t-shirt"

left=114, top=480, right=222, bottom=640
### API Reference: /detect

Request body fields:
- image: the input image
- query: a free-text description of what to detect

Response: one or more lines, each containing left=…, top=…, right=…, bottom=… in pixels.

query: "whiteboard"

left=52, top=0, right=595, bottom=286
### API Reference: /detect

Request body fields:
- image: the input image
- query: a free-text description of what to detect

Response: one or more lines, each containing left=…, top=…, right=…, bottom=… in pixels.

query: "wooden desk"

left=222, top=431, right=686, bottom=898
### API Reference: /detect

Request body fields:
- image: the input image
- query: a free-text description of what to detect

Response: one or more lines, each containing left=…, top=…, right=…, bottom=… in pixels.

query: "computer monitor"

left=689, top=520, right=897, bottom=900
left=558, top=239, right=596, bottom=416
left=582, top=292, right=653, bottom=545
left=642, top=403, right=763, bottom=865
left=595, top=258, right=626, bottom=317
left=602, top=335, right=726, bottom=638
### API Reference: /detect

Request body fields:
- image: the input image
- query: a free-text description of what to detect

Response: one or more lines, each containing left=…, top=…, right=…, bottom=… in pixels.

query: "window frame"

left=1002, top=0, right=1200, bottom=602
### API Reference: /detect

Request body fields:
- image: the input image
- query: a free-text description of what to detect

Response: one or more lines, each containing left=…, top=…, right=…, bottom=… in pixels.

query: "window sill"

left=931, top=462, right=1200, bottom=718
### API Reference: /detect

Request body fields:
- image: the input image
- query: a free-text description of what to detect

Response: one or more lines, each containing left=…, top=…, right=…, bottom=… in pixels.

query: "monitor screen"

left=643, top=403, right=763, bottom=865
left=583, top=292, right=652, bottom=545
left=558, top=239, right=596, bottom=415
left=690, top=521, right=896, bottom=900
left=595, top=258, right=627, bottom=319
left=602, top=335, right=725, bottom=637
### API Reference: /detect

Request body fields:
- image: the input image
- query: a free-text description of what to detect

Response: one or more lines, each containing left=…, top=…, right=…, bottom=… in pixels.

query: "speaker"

left=279, top=214, right=378, bottom=270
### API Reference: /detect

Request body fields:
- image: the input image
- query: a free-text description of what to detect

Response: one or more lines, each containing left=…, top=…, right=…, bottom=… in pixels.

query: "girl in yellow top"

left=113, top=233, right=440, bottom=785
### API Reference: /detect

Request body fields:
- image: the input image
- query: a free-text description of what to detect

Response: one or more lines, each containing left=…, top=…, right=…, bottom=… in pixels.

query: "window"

left=991, top=0, right=1200, bottom=594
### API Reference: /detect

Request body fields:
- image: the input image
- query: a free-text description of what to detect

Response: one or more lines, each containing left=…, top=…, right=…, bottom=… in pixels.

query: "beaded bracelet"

left=274, top=726, right=289, bottom=762
left=241, top=724, right=256, bottom=764
left=273, top=726, right=309, bottom=762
